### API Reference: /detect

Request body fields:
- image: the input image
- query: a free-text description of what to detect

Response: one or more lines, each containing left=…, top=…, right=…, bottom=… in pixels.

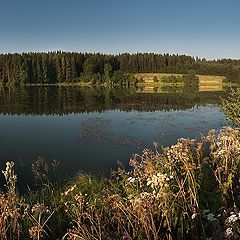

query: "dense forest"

left=0, top=52, right=240, bottom=85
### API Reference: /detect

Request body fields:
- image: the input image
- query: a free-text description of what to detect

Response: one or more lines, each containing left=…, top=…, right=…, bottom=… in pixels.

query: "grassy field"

left=134, top=73, right=225, bottom=86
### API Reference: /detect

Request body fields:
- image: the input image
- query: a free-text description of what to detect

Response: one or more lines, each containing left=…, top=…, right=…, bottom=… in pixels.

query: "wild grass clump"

left=61, top=126, right=240, bottom=240
left=0, top=158, right=68, bottom=240
left=1, top=127, right=240, bottom=239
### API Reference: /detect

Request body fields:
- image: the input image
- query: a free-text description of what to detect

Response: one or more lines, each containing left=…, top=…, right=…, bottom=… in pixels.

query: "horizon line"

left=0, top=50, right=239, bottom=61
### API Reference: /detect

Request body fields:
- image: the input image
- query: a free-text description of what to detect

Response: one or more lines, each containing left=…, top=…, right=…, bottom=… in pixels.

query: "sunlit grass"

left=135, top=73, right=225, bottom=86
left=1, top=124, right=240, bottom=239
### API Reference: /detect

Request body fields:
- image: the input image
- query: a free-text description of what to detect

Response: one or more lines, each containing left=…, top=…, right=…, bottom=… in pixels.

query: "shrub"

left=221, top=88, right=240, bottom=124
left=153, top=76, right=158, bottom=82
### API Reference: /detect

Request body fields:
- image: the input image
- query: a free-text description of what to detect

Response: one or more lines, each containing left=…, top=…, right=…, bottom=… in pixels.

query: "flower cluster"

left=62, top=184, right=77, bottom=196
left=31, top=203, right=49, bottom=214
left=2, top=161, right=17, bottom=194
left=146, top=173, right=173, bottom=189
left=224, top=211, right=240, bottom=239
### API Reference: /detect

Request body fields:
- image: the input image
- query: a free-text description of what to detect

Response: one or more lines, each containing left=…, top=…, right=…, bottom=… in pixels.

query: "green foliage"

left=221, top=88, right=240, bottom=124
left=111, top=71, right=134, bottom=86
left=160, top=75, right=181, bottom=83
left=1, top=52, right=240, bottom=85
left=138, top=77, right=144, bottom=83
left=82, top=57, right=97, bottom=81
left=183, top=70, right=199, bottom=94
left=153, top=75, right=158, bottom=82
left=104, top=63, right=112, bottom=83
left=223, top=66, right=240, bottom=83
left=183, top=70, right=199, bottom=84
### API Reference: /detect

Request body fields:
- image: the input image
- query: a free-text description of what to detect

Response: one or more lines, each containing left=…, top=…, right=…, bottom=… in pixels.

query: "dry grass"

left=1, top=126, right=240, bottom=239
left=199, top=85, right=223, bottom=92
left=134, top=73, right=224, bottom=85
left=62, top=126, right=240, bottom=240
left=135, top=73, right=183, bottom=83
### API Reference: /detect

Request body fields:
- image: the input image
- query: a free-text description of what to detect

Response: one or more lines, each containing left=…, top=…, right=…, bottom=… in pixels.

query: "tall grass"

left=1, top=126, right=240, bottom=239
left=60, top=127, right=240, bottom=240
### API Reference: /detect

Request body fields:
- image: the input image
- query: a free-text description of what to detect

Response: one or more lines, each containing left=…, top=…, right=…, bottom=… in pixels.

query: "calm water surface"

left=0, top=86, right=229, bottom=188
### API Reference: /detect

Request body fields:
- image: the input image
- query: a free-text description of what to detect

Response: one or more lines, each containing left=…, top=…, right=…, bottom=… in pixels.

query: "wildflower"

left=127, top=177, right=133, bottom=181
left=207, top=213, right=216, bottom=222
left=226, top=214, right=238, bottom=223
left=74, top=194, right=84, bottom=203
left=2, top=161, right=17, bottom=194
left=63, top=184, right=77, bottom=196
left=127, top=177, right=136, bottom=183
left=32, top=203, right=48, bottom=214
left=146, top=180, right=152, bottom=186
left=191, top=213, right=197, bottom=219
left=225, top=227, right=233, bottom=238
left=29, top=226, right=43, bottom=238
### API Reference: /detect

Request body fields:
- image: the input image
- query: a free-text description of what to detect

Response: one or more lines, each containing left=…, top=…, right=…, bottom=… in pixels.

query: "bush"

left=221, top=88, right=240, bottom=124
left=160, top=75, right=179, bottom=83
left=153, top=76, right=158, bottom=82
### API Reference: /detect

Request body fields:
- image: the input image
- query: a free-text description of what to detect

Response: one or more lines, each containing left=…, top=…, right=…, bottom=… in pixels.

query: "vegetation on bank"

left=221, top=88, right=240, bottom=124
left=135, top=73, right=225, bottom=86
left=0, top=89, right=240, bottom=239
left=0, top=52, right=240, bottom=86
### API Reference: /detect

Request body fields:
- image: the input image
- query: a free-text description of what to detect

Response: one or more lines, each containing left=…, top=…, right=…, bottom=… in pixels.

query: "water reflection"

left=0, top=85, right=228, bottom=115
left=0, top=86, right=230, bottom=188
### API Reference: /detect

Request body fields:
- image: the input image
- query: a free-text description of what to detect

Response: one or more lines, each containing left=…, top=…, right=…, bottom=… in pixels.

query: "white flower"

left=225, top=227, right=233, bottom=237
left=127, top=177, right=133, bottom=181
left=127, top=176, right=136, bottom=183
left=226, top=214, right=238, bottom=223
left=191, top=213, right=197, bottom=219
left=207, top=213, right=216, bottom=222
left=146, top=180, right=152, bottom=186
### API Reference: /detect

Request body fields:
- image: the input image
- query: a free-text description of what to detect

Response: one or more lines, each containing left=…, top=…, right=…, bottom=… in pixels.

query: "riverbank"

left=0, top=88, right=239, bottom=240
left=2, top=72, right=238, bottom=89
left=1, top=125, right=240, bottom=239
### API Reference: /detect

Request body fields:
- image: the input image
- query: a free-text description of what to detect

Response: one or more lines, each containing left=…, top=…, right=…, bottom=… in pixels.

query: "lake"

left=0, top=86, right=230, bottom=188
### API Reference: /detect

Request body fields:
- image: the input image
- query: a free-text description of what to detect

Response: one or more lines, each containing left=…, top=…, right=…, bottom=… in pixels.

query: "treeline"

left=0, top=52, right=240, bottom=85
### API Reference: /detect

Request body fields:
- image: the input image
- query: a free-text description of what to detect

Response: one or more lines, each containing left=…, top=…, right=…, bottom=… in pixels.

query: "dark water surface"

left=0, top=86, right=229, bottom=188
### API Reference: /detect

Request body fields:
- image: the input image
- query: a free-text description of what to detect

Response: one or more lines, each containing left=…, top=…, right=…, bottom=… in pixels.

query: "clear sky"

left=0, top=0, right=239, bottom=59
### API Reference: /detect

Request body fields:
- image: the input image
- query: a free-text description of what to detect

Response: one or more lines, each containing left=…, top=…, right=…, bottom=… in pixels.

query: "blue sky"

left=0, top=0, right=239, bottom=59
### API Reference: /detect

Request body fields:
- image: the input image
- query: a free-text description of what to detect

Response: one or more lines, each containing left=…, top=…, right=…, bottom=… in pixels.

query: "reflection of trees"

left=0, top=86, right=227, bottom=115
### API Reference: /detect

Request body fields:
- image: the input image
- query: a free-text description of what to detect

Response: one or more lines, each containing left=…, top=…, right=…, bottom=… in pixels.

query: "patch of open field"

left=198, top=75, right=224, bottom=85
left=134, top=73, right=225, bottom=85
left=199, top=85, right=223, bottom=92
left=135, top=73, right=183, bottom=83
